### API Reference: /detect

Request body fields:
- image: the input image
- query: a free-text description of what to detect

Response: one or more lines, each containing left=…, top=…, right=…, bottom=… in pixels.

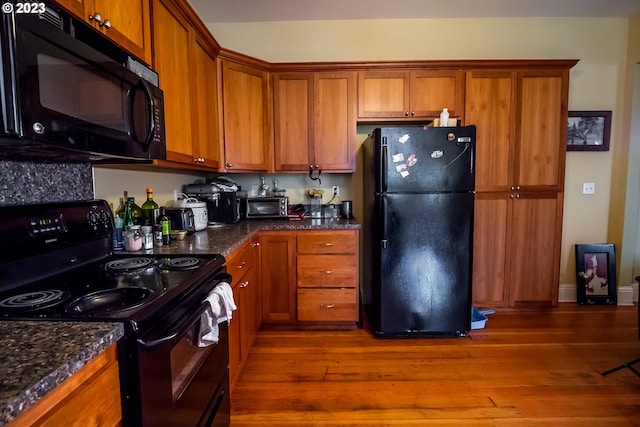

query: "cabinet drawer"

left=297, top=255, right=357, bottom=288
left=297, top=288, right=357, bottom=322
left=226, top=240, right=257, bottom=277
left=297, top=230, right=357, bottom=254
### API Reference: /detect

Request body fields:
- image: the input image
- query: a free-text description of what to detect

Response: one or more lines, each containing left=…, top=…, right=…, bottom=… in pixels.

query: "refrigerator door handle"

left=381, top=137, right=388, bottom=193
left=381, top=195, right=388, bottom=249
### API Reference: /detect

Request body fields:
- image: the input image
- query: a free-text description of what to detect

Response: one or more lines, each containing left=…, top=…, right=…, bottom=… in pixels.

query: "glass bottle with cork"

left=141, top=188, right=159, bottom=226
left=157, top=207, right=171, bottom=245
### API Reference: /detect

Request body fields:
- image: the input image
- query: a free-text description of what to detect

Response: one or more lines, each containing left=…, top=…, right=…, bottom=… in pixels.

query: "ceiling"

left=188, top=0, right=640, bottom=23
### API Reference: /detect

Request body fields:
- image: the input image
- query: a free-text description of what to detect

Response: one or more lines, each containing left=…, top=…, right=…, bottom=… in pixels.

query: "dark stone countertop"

left=143, top=217, right=361, bottom=258
left=0, top=321, right=124, bottom=426
left=0, top=218, right=358, bottom=425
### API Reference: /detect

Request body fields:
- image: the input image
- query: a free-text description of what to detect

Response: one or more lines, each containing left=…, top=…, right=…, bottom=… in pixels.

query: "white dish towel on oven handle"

left=198, top=281, right=236, bottom=347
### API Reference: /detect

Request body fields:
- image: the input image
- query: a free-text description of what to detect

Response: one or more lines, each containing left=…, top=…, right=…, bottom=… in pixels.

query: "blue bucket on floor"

left=471, top=307, right=495, bottom=329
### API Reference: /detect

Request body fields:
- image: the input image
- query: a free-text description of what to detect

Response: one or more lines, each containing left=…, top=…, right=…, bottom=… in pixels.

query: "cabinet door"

left=192, top=34, right=222, bottom=169
left=409, top=70, right=464, bottom=118
left=259, top=232, right=297, bottom=322
left=472, top=193, right=511, bottom=307
left=152, top=0, right=194, bottom=163
left=54, top=0, right=85, bottom=18
left=465, top=70, right=516, bottom=192
left=93, top=0, right=151, bottom=64
left=313, top=72, right=356, bottom=172
left=357, top=71, right=409, bottom=118
left=221, top=61, right=271, bottom=171
left=508, top=192, right=562, bottom=308
left=516, top=70, right=568, bottom=190
left=55, top=0, right=151, bottom=64
left=273, top=73, right=313, bottom=171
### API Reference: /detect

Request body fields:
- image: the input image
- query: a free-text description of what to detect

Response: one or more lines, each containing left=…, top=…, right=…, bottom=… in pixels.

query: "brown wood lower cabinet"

left=8, top=344, right=121, bottom=427
left=226, top=237, right=261, bottom=391
left=296, top=230, right=359, bottom=323
left=259, top=231, right=297, bottom=322
left=297, top=288, right=358, bottom=322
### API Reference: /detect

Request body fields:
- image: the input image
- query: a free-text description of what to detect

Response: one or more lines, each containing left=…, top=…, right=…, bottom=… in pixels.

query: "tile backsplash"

left=0, top=160, right=93, bottom=205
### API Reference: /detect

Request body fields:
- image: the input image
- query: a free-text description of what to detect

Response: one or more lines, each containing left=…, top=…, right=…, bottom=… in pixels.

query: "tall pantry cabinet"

left=465, top=63, right=575, bottom=309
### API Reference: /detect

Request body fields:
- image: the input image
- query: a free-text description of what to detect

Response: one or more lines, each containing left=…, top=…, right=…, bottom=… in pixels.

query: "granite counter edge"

left=0, top=322, right=125, bottom=426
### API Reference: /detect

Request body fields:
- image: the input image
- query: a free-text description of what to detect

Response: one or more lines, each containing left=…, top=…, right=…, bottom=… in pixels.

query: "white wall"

left=209, top=17, right=629, bottom=285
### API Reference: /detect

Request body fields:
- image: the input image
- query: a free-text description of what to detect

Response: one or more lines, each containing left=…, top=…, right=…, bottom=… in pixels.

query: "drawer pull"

left=321, top=270, right=333, bottom=274
left=321, top=242, right=333, bottom=246
left=239, top=281, right=249, bottom=288
left=320, top=304, right=335, bottom=309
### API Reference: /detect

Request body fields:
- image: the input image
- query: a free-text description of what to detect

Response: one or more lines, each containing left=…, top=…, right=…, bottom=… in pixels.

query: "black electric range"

left=0, top=200, right=231, bottom=427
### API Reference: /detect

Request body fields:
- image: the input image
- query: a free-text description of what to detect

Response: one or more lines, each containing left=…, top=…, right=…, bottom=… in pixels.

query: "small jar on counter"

left=141, top=225, right=154, bottom=250
left=123, top=225, right=143, bottom=252
left=154, top=224, right=163, bottom=247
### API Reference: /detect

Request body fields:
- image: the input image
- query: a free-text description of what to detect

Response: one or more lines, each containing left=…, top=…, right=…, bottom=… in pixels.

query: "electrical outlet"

left=332, top=186, right=339, bottom=197
left=582, top=182, right=595, bottom=195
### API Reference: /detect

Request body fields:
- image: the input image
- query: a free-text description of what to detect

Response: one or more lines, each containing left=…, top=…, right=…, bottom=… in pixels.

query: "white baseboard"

left=558, top=282, right=639, bottom=305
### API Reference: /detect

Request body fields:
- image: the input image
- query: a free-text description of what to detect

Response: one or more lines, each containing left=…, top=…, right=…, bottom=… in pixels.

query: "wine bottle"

left=141, top=188, right=159, bottom=226
left=158, top=207, right=171, bottom=245
left=123, top=197, right=134, bottom=227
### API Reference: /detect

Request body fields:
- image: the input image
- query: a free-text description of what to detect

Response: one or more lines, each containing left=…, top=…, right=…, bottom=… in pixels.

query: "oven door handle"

left=137, top=302, right=210, bottom=349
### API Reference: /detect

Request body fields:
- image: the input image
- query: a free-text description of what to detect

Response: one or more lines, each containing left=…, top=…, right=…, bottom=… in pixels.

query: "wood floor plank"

left=230, top=304, right=640, bottom=426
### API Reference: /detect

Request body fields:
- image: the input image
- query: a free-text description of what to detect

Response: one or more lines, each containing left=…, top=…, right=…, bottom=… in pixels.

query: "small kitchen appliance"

left=164, top=206, right=196, bottom=234
left=168, top=197, right=208, bottom=231
left=0, top=5, right=166, bottom=162
left=245, top=196, right=288, bottom=219
left=184, top=183, right=242, bottom=224
left=0, top=200, right=231, bottom=427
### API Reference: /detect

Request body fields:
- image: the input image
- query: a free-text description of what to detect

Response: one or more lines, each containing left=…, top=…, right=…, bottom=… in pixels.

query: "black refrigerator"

left=362, top=125, right=476, bottom=337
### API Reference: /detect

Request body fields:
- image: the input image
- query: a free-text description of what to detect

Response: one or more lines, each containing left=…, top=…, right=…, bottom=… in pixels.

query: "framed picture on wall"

left=575, top=243, right=617, bottom=305
left=567, top=110, right=612, bottom=151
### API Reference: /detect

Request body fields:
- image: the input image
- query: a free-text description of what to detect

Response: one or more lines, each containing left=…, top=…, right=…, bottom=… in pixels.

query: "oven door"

left=136, top=302, right=230, bottom=427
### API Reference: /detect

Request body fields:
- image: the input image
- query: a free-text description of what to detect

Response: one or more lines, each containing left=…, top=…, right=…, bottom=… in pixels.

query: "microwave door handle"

left=130, top=79, right=155, bottom=149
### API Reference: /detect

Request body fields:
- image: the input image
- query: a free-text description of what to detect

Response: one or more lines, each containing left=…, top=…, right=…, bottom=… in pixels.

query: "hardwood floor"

left=230, top=304, right=640, bottom=426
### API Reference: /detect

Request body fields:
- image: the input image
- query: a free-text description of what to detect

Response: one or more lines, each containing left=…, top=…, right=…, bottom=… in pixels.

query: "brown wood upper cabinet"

left=273, top=71, right=357, bottom=172
left=220, top=60, right=272, bottom=171
left=357, top=70, right=464, bottom=121
left=151, top=0, right=222, bottom=169
left=55, top=0, right=152, bottom=64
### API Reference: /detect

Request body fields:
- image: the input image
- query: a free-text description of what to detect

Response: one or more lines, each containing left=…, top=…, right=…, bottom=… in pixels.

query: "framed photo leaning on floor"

left=575, top=243, right=617, bottom=305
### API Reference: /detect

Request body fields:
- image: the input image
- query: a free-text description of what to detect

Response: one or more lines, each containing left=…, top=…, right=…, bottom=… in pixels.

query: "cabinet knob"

left=226, top=163, right=233, bottom=169
left=88, top=12, right=102, bottom=23
left=101, top=19, right=111, bottom=29
left=237, top=261, right=246, bottom=269
left=404, top=111, right=410, bottom=117
left=510, top=194, right=515, bottom=199
left=252, top=242, right=260, bottom=247
left=411, top=111, right=415, bottom=116
left=239, top=281, right=249, bottom=288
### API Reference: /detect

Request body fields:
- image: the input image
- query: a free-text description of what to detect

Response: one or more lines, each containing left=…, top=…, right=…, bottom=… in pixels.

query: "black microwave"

left=0, top=4, right=166, bottom=162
